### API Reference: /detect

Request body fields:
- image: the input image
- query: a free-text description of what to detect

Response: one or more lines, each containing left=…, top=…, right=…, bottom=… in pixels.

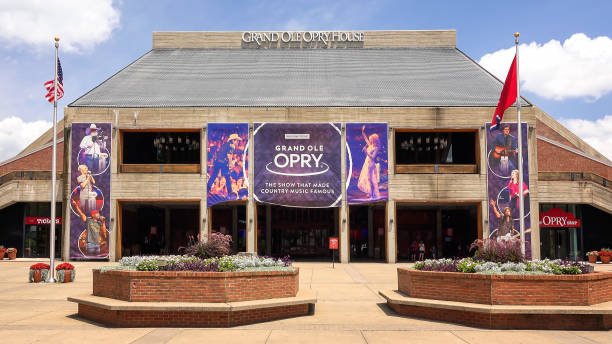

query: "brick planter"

left=398, top=268, right=612, bottom=306
left=93, top=268, right=299, bottom=303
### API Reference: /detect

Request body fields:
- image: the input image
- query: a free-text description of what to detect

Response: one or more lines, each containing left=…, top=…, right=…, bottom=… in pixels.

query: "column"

left=387, top=200, right=396, bottom=263
left=200, top=127, right=208, bottom=242
left=246, top=124, right=256, bottom=253
left=266, top=204, right=272, bottom=256
left=232, top=205, right=238, bottom=252
left=340, top=124, right=349, bottom=263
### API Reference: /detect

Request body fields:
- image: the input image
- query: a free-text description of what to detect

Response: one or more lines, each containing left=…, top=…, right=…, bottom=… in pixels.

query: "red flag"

left=490, top=55, right=517, bottom=130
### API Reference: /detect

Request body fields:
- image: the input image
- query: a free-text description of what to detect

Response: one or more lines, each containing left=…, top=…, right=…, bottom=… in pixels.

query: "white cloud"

left=0, top=0, right=120, bottom=53
left=479, top=33, right=612, bottom=101
left=560, top=115, right=612, bottom=161
left=0, top=116, right=52, bottom=162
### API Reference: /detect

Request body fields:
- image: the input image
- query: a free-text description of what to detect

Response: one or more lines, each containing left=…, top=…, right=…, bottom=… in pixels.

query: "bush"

left=182, top=232, right=233, bottom=259
left=470, top=238, right=524, bottom=263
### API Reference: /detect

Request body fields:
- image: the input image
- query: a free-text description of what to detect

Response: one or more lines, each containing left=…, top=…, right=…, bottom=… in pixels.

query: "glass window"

left=122, top=131, right=201, bottom=164
left=395, top=131, right=476, bottom=165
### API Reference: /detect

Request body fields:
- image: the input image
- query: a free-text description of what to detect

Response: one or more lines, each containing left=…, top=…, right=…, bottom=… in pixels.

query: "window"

left=394, top=130, right=478, bottom=173
left=121, top=131, right=201, bottom=173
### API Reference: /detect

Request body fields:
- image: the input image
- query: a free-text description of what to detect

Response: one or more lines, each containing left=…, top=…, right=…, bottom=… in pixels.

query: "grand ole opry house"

left=0, top=30, right=610, bottom=263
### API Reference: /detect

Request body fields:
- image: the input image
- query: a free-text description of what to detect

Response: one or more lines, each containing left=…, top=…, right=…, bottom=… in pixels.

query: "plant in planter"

left=0, top=246, right=6, bottom=260
left=599, top=249, right=612, bottom=264
left=7, top=248, right=17, bottom=260
left=586, top=251, right=599, bottom=263
left=55, top=263, right=75, bottom=283
left=29, top=263, right=50, bottom=283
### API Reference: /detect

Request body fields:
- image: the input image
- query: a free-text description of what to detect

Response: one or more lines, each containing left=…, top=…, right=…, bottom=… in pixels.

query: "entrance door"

left=540, top=228, right=581, bottom=260
left=349, top=204, right=386, bottom=261
left=210, top=203, right=246, bottom=253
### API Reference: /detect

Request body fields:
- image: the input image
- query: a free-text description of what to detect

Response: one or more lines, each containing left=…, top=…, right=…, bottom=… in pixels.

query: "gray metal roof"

left=69, top=47, right=529, bottom=108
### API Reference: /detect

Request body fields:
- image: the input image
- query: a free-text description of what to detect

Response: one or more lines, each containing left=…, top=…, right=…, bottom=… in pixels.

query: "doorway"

left=120, top=202, right=199, bottom=256
left=209, top=203, right=246, bottom=253
left=349, top=204, right=386, bottom=261
left=540, top=228, right=582, bottom=260
left=396, top=204, right=478, bottom=261
left=257, top=205, right=338, bottom=259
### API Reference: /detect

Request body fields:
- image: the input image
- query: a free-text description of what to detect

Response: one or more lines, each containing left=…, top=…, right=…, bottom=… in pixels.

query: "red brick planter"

left=93, top=268, right=299, bottom=303
left=398, top=268, right=612, bottom=306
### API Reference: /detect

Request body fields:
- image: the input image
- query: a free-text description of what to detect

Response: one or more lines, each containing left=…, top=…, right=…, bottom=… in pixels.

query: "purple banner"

left=346, top=123, right=388, bottom=204
left=253, top=123, right=342, bottom=207
left=69, top=122, right=111, bottom=260
left=207, top=123, right=249, bottom=207
left=486, top=122, right=531, bottom=258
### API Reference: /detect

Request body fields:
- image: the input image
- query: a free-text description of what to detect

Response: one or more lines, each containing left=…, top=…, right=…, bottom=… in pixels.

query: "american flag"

left=44, top=58, right=63, bottom=103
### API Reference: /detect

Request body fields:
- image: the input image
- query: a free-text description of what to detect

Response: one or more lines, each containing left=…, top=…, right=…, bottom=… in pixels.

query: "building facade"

left=1, top=30, right=610, bottom=262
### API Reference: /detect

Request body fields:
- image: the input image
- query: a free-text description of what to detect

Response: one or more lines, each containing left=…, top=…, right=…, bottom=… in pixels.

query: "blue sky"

left=1, top=0, right=611, bottom=160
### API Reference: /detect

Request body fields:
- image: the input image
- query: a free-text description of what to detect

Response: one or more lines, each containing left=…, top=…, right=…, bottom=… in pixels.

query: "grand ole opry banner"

left=253, top=123, right=342, bottom=207
left=69, top=122, right=112, bottom=260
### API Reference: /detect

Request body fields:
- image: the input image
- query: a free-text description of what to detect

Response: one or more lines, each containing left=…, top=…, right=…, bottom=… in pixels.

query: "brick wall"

left=398, top=268, right=612, bottom=306
left=93, top=268, right=299, bottom=302
left=537, top=139, right=610, bottom=179
left=0, top=142, right=64, bottom=176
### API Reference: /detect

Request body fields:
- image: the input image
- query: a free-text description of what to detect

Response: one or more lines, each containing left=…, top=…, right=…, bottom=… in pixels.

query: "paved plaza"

left=0, top=260, right=611, bottom=344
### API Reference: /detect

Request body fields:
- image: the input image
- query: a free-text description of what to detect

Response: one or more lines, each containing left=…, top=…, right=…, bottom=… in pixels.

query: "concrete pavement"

left=0, top=260, right=610, bottom=343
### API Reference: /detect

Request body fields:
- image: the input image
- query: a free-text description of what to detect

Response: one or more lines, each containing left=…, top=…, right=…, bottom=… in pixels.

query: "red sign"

left=329, top=237, right=339, bottom=250
left=539, top=208, right=580, bottom=228
left=25, top=217, right=62, bottom=225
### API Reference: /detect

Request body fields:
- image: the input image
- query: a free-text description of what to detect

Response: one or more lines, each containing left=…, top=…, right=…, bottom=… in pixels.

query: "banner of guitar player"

left=486, top=122, right=531, bottom=259
left=346, top=123, right=388, bottom=204
left=253, top=123, right=342, bottom=207
left=207, top=123, right=249, bottom=207
left=69, top=122, right=111, bottom=260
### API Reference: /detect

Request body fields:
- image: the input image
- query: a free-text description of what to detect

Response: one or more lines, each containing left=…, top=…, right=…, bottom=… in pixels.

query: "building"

left=1, top=30, right=610, bottom=262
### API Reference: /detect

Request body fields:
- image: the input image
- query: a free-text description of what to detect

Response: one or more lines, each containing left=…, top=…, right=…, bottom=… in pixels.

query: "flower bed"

left=414, top=258, right=590, bottom=275
left=398, top=268, right=612, bottom=306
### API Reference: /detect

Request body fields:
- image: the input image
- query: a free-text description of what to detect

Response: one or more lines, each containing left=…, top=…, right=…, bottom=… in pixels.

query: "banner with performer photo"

left=346, top=123, right=388, bottom=204
left=253, top=123, right=342, bottom=207
left=207, top=123, right=249, bottom=207
left=486, top=122, right=531, bottom=258
left=69, top=122, right=112, bottom=260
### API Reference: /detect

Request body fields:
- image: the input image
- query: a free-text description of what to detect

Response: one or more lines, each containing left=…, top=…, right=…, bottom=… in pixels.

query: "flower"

left=598, top=250, right=612, bottom=257
left=586, top=251, right=599, bottom=257
left=30, top=263, right=50, bottom=270
left=55, top=262, right=75, bottom=270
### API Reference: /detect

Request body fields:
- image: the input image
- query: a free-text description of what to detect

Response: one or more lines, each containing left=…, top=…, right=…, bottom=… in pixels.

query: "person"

left=410, top=240, right=418, bottom=261
left=76, top=164, right=95, bottom=213
left=207, top=133, right=241, bottom=197
left=507, top=169, right=529, bottom=217
left=418, top=240, right=426, bottom=261
left=489, top=200, right=518, bottom=240
left=430, top=245, right=437, bottom=259
left=79, top=123, right=103, bottom=173
left=357, top=125, right=381, bottom=200
left=72, top=199, right=108, bottom=256
left=491, top=124, right=517, bottom=175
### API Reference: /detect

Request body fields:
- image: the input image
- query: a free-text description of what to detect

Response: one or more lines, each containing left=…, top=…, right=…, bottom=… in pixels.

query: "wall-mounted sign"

left=539, top=208, right=581, bottom=228
left=242, top=31, right=364, bottom=46
left=485, top=122, right=531, bottom=258
left=207, top=123, right=249, bottom=207
left=253, top=123, right=342, bottom=207
left=69, top=122, right=112, bottom=260
left=25, top=217, right=62, bottom=225
left=346, top=123, right=388, bottom=204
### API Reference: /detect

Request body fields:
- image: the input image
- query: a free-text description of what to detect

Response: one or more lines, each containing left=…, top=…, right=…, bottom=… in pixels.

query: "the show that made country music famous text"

left=253, top=123, right=342, bottom=207
left=346, top=123, right=388, bottom=204
left=207, top=123, right=249, bottom=207
left=69, top=123, right=112, bottom=260
left=486, top=122, right=531, bottom=258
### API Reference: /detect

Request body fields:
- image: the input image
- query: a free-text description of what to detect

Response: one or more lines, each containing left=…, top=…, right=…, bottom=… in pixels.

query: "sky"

left=1, top=0, right=611, bottom=161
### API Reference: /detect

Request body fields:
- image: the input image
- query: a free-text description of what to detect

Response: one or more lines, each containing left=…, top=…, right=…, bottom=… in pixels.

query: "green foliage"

left=456, top=258, right=477, bottom=273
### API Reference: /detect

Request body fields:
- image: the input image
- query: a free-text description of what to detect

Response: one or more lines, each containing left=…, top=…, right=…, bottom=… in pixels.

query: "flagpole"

left=514, top=32, right=526, bottom=256
left=48, top=37, right=60, bottom=282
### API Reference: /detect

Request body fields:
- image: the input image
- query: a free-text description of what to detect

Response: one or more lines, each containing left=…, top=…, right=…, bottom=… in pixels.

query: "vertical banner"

left=207, top=123, right=249, bottom=207
left=346, top=123, right=388, bottom=204
left=69, top=122, right=111, bottom=260
left=486, top=122, right=531, bottom=258
left=253, top=123, right=342, bottom=207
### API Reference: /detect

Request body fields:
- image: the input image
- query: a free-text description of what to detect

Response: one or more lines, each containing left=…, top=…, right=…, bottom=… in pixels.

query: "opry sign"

left=539, top=208, right=581, bottom=228
left=242, top=31, right=364, bottom=46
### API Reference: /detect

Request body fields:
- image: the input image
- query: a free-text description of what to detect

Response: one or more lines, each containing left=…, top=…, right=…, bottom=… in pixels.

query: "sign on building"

left=69, top=122, right=111, bottom=260
left=346, top=123, right=389, bottom=204
left=253, top=123, right=342, bottom=207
